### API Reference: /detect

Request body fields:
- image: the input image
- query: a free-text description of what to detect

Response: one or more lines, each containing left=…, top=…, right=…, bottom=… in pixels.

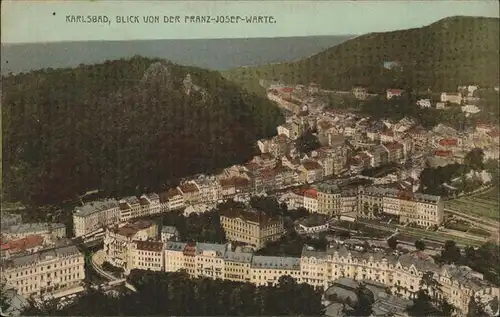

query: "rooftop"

left=5, top=222, right=66, bottom=235
left=251, top=255, right=300, bottom=270
left=111, top=219, right=156, bottom=238
left=220, top=207, right=282, bottom=227
left=134, top=240, right=163, bottom=252
left=1, top=242, right=81, bottom=270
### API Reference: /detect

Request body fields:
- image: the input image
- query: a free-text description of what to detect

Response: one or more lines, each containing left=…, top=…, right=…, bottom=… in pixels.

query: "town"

left=1, top=79, right=499, bottom=317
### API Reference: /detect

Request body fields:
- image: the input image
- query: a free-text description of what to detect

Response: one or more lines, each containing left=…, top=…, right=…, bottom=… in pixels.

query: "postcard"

left=1, top=1, right=499, bottom=316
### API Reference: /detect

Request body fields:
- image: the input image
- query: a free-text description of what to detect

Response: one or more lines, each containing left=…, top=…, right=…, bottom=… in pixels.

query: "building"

left=316, top=183, right=342, bottom=215
left=73, top=199, right=120, bottom=238
left=0, top=242, right=85, bottom=300
left=250, top=256, right=301, bottom=286
left=358, top=187, right=444, bottom=227
left=194, top=242, right=227, bottom=279
left=118, top=196, right=141, bottom=222
left=164, top=188, right=185, bottom=210
left=1, top=213, right=23, bottom=231
left=178, top=183, right=202, bottom=205
left=440, top=92, right=463, bottom=105
left=386, top=89, right=403, bottom=99
left=352, top=87, right=368, bottom=100
left=277, top=123, right=292, bottom=138
left=223, top=246, right=253, bottom=283
left=127, top=240, right=164, bottom=274
left=219, top=207, right=285, bottom=250
left=103, top=219, right=158, bottom=270
left=461, top=105, right=481, bottom=114
left=299, top=160, right=324, bottom=183
left=303, top=188, right=319, bottom=213
left=3, top=223, right=66, bottom=241
left=160, top=226, right=179, bottom=242
left=1, top=235, right=44, bottom=259
left=382, top=141, right=405, bottom=163
left=416, top=99, right=432, bottom=108
left=296, top=214, right=329, bottom=234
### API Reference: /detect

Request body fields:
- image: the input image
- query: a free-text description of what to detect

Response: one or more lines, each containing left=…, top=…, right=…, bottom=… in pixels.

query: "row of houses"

left=279, top=184, right=444, bottom=228
left=102, top=232, right=498, bottom=317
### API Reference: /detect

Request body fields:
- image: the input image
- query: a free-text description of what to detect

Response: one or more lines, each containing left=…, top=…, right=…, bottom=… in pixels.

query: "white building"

left=127, top=240, right=165, bottom=275
left=73, top=199, right=120, bottom=238
left=160, top=226, right=179, bottom=242
left=440, top=92, right=463, bottom=105
left=4, top=223, right=66, bottom=241
left=461, top=105, right=481, bottom=114
left=103, top=219, right=158, bottom=270
left=416, top=99, right=432, bottom=108
left=0, top=242, right=85, bottom=300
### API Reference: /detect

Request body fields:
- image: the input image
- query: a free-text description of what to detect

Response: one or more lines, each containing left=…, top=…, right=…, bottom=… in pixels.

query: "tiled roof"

left=112, top=219, right=156, bottom=238
left=134, top=240, right=163, bottom=252
left=251, top=255, right=300, bottom=270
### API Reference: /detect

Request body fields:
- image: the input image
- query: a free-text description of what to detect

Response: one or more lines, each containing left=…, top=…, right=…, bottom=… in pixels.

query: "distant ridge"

left=0, top=35, right=354, bottom=75
left=223, top=16, right=499, bottom=94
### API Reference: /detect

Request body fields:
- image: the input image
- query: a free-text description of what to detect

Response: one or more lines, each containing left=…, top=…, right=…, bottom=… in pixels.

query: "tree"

left=466, top=296, right=487, bottom=317
left=388, top=236, right=398, bottom=250
left=440, top=240, right=462, bottom=264
left=465, top=148, right=485, bottom=171
left=350, top=284, right=375, bottom=316
left=420, top=272, right=441, bottom=303
left=295, top=129, right=321, bottom=154
left=406, top=289, right=436, bottom=317
left=415, top=240, right=426, bottom=251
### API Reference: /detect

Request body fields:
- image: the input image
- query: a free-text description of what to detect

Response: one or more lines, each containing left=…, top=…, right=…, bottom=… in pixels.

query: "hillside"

left=223, top=16, right=499, bottom=94
left=1, top=56, right=284, bottom=206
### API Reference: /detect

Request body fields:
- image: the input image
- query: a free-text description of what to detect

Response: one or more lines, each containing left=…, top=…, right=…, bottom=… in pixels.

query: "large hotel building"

left=219, top=207, right=285, bottom=250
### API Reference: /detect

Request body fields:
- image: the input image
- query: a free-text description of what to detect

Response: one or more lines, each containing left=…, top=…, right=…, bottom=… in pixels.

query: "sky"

left=1, top=1, right=499, bottom=44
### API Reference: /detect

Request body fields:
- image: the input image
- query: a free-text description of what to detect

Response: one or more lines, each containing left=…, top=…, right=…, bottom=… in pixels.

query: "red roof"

left=487, top=130, right=500, bottom=138
left=1, top=235, right=44, bottom=252
left=434, top=150, right=452, bottom=157
left=180, top=183, right=199, bottom=194
left=281, top=87, right=294, bottom=93
left=304, top=188, right=318, bottom=199
left=302, top=160, right=322, bottom=171
left=383, top=141, right=404, bottom=151
left=387, top=89, right=403, bottom=94
left=439, top=138, right=457, bottom=146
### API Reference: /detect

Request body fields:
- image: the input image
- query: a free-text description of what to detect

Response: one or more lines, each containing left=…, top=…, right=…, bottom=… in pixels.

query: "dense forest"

left=1, top=56, right=284, bottom=206
left=23, top=270, right=325, bottom=316
left=224, top=16, right=499, bottom=94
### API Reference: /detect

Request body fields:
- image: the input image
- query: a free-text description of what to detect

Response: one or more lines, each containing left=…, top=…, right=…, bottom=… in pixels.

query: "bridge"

left=90, top=250, right=137, bottom=293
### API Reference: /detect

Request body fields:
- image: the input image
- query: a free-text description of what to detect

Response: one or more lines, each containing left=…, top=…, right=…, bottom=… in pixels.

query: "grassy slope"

left=223, top=16, right=499, bottom=95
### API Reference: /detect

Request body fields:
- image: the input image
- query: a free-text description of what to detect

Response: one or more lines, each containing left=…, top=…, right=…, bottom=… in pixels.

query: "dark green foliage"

left=350, top=284, right=375, bottom=316
left=387, top=236, right=398, bottom=250
left=415, top=240, right=426, bottom=251
left=1, top=56, right=284, bottom=206
left=226, top=17, right=499, bottom=94
left=464, top=148, right=485, bottom=171
left=359, top=95, right=470, bottom=130
left=162, top=210, right=226, bottom=243
left=24, top=270, right=325, bottom=316
left=420, top=147, right=490, bottom=196
left=256, top=230, right=327, bottom=257
left=295, top=129, right=321, bottom=154
left=462, top=243, right=500, bottom=285
left=439, top=240, right=462, bottom=264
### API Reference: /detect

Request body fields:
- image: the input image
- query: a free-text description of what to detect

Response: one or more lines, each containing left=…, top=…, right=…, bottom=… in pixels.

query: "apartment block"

left=73, top=199, right=120, bottom=237
left=219, top=208, right=285, bottom=250
left=0, top=242, right=85, bottom=300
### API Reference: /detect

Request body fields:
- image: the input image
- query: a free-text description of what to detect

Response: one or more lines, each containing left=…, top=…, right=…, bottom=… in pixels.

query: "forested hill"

left=1, top=56, right=284, bottom=206
left=224, top=16, right=499, bottom=94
